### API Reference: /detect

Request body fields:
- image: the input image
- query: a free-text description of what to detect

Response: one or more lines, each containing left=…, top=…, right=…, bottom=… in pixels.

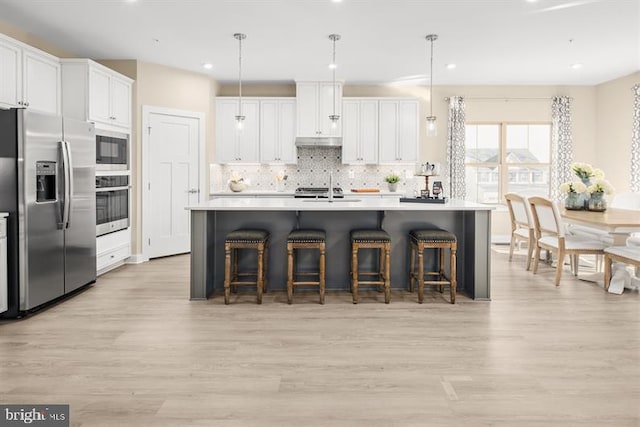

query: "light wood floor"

left=1, top=249, right=639, bottom=427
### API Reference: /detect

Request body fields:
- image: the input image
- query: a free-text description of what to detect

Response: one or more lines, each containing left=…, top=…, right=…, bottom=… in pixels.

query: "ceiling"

left=0, top=0, right=638, bottom=86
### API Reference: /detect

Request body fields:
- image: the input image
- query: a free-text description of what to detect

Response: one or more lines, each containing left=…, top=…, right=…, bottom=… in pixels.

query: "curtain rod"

left=444, top=96, right=573, bottom=101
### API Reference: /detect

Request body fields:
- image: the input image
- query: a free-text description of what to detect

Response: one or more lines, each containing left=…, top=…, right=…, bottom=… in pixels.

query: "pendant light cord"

left=332, top=36, right=336, bottom=116
left=429, top=37, right=434, bottom=117
left=238, top=34, right=243, bottom=117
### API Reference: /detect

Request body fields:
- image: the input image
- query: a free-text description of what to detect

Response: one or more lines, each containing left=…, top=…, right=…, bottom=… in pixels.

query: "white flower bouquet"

left=559, top=181, right=587, bottom=194
left=571, top=162, right=604, bottom=181
left=587, top=179, right=614, bottom=195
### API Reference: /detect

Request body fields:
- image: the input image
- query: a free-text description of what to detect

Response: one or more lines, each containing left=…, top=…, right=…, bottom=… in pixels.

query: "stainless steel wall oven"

left=96, top=175, right=130, bottom=236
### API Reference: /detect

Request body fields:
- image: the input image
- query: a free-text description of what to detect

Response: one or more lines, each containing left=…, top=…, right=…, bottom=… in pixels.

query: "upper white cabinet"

left=61, top=59, right=133, bottom=130
left=296, top=81, right=342, bottom=138
left=342, top=98, right=379, bottom=164
left=260, top=98, right=296, bottom=164
left=0, top=34, right=61, bottom=115
left=215, top=98, right=260, bottom=163
left=379, top=99, right=419, bottom=163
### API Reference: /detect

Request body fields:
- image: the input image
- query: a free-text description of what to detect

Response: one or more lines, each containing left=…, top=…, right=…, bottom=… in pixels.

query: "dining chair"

left=528, top=196, right=608, bottom=286
left=504, top=193, right=535, bottom=270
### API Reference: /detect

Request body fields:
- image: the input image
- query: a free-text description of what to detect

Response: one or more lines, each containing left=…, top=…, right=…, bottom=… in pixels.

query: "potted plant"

left=384, top=173, right=401, bottom=192
left=586, top=179, right=614, bottom=211
left=559, top=181, right=587, bottom=210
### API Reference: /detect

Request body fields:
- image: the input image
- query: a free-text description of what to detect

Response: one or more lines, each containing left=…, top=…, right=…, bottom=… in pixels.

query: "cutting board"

left=350, top=188, right=380, bottom=193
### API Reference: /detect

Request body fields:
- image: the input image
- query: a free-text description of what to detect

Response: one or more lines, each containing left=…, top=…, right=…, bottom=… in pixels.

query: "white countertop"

left=0, top=212, right=8, bottom=218
left=210, top=190, right=295, bottom=196
left=209, top=190, right=401, bottom=197
left=188, top=197, right=493, bottom=211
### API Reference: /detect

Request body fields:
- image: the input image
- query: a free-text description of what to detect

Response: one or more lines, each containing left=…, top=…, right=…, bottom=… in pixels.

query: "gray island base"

left=188, top=198, right=493, bottom=301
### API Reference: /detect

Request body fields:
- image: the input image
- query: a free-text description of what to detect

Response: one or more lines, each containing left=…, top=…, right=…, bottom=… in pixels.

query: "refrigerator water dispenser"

left=36, top=161, right=57, bottom=202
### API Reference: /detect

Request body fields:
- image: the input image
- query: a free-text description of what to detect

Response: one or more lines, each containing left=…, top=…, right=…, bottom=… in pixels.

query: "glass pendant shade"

left=426, top=116, right=437, bottom=137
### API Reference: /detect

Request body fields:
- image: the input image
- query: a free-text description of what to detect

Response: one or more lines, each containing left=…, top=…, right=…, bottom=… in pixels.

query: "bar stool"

left=287, top=229, right=326, bottom=304
left=409, top=229, right=457, bottom=304
left=350, top=229, right=391, bottom=304
left=224, top=229, right=270, bottom=305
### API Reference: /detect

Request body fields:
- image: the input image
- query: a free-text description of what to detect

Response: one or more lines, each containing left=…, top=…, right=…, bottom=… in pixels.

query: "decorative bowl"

left=229, top=181, right=247, bottom=192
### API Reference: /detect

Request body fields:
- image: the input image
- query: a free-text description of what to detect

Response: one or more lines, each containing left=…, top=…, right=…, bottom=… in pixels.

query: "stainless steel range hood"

left=295, top=136, right=342, bottom=147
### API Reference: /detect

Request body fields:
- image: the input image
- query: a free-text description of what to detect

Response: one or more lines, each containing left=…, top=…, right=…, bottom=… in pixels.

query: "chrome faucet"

left=328, top=171, right=334, bottom=202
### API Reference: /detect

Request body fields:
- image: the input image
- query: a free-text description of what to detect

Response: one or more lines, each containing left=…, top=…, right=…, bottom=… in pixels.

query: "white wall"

left=595, top=72, right=640, bottom=193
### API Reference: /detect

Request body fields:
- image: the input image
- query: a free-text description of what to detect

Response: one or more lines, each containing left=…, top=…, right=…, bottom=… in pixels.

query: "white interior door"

left=148, top=112, right=200, bottom=258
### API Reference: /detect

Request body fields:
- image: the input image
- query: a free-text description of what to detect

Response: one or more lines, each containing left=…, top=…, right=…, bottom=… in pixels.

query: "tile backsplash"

left=211, top=147, right=424, bottom=195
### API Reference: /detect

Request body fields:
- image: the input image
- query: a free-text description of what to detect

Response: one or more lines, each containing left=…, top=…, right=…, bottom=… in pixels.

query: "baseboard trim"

left=126, top=253, right=148, bottom=264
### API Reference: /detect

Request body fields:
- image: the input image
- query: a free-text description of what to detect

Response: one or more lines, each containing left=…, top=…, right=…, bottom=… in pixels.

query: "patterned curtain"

left=446, top=96, right=466, bottom=199
left=549, top=96, right=574, bottom=201
left=632, top=84, right=640, bottom=192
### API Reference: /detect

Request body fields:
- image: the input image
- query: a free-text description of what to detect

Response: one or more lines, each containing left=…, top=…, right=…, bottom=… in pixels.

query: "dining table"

left=561, top=207, right=640, bottom=293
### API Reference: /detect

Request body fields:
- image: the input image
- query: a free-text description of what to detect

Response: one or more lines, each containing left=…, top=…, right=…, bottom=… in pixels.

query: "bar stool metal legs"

left=287, top=229, right=326, bottom=304
left=223, top=229, right=270, bottom=305
left=409, top=229, right=457, bottom=304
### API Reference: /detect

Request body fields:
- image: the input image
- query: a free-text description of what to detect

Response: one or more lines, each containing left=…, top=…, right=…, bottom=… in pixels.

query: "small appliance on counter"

left=415, top=162, right=442, bottom=198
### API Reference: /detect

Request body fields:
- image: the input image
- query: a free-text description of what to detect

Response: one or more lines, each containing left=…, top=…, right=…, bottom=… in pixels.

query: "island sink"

left=303, top=199, right=362, bottom=203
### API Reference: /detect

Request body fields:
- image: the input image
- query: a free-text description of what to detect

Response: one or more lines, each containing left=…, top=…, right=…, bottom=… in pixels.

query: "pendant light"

left=328, top=34, right=341, bottom=129
left=234, top=33, right=246, bottom=132
left=425, top=34, right=438, bottom=137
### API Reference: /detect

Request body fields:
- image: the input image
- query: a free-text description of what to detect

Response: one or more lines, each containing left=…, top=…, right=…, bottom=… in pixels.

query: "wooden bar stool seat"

left=409, top=229, right=457, bottom=304
left=224, top=229, right=270, bottom=305
left=350, top=229, right=391, bottom=304
left=287, top=229, right=326, bottom=304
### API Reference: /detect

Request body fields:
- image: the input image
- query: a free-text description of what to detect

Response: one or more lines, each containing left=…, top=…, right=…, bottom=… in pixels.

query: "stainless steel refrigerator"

left=0, top=108, right=96, bottom=318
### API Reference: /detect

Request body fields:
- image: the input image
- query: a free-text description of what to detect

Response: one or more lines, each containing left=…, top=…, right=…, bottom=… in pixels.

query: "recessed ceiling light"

left=570, top=63, right=583, bottom=69
left=525, top=0, right=538, bottom=3
left=332, top=0, right=343, bottom=3
left=446, top=63, right=457, bottom=70
left=328, top=63, right=337, bottom=69
left=203, top=63, right=213, bottom=70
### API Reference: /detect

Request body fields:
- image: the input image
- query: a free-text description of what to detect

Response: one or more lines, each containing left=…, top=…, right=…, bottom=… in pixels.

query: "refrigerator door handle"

left=60, top=140, right=71, bottom=229
left=64, top=141, right=74, bottom=229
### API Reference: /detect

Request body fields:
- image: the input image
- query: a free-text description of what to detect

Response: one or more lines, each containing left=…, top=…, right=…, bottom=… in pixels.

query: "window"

left=465, top=123, right=551, bottom=204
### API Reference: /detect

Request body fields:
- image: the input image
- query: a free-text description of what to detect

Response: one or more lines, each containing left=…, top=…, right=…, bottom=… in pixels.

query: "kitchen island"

left=188, top=198, right=493, bottom=301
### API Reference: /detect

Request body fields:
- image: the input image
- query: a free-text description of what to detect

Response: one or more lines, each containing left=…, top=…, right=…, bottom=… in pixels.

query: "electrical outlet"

left=348, top=170, right=355, bottom=179
left=404, top=169, right=412, bottom=179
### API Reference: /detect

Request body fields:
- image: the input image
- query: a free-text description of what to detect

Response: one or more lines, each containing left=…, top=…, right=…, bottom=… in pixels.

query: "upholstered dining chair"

left=504, top=193, right=535, bottom=270
left=528, top=196, right=608, bottom=286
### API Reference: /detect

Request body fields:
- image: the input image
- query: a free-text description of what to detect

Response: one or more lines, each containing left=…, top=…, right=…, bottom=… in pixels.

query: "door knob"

left=188, top=189, right=199, bottom=194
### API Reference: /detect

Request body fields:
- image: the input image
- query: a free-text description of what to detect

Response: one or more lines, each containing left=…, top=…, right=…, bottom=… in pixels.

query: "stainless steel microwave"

left=96, top=130, right=129, bottom=171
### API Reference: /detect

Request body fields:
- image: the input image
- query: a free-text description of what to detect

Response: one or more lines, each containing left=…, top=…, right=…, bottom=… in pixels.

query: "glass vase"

left=588, top=192, right=607, bottom=212
left=565, top=192, right=583, bottom=210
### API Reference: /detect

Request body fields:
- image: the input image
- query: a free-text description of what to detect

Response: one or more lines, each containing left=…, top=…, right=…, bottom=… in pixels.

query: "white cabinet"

left=0, top=216, right=7, bottom=314
left=215, top=98, right=260, bottom=163
left=260, top=98, right=296, bottom=164
left=296, top=81, right=342, bottom=137
left=0, top=39, right=22, bottom=109
left=342, top=99, right=379, bottom=164
left=61, top=59, right=133, bottom=130
left=0, top=34, right=61, bottom=115
left=97, top=228, right=131, bottom=276
left=22, top=48, right=61, bottom=115
left=379, top=99, right=419, bottom=163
